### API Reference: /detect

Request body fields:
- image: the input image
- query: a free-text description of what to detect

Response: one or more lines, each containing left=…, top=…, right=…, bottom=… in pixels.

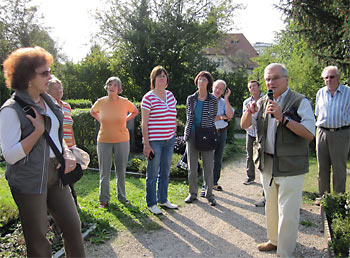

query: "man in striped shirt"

left=315, top=66, right=350, bottom=205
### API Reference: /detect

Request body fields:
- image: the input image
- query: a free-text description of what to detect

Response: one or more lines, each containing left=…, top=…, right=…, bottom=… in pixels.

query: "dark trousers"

left=11, top=158, right=85, bottom=257
left=246, top=134, right=256, bottom=180
left=213, top=129, right=228, bottom=185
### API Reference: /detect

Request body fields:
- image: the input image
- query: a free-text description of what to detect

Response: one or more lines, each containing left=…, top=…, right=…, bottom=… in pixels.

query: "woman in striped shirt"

left=141, top=66, right=178, bottom=215
left=184, top=71, right=218, bottom=206
left=47, top=76, right=79, bottom=207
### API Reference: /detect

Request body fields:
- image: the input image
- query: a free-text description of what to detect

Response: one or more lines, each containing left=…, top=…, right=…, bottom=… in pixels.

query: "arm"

left=0, top=107, right=44, bottom=164
left=141, top=108, right=153, bottom=158
left=240, top=101, right=257, bottom=129
left=90, top=109, right=100, bottom=122
left=224, top=88, right=234, bottom=121
left=126, top=104, right=139, bottom=122
left=270, top=98, right=315, bottom=141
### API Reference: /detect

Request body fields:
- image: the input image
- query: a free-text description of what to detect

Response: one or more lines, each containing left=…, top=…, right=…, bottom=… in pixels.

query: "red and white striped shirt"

left=141, top=90, right=177, bottom=141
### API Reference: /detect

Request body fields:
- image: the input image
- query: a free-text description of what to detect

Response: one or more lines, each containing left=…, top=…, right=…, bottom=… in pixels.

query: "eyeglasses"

left=36, top=70, right=51, bottom=77
left=265, top=76, right=286, bottom=83
left=198, top=77, right=208, bottom=81
left=324, top=75, right=335, bottom=80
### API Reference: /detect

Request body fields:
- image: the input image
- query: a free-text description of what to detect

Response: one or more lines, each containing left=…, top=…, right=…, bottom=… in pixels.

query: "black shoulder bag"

left=14, top=95, right=83, bottom=186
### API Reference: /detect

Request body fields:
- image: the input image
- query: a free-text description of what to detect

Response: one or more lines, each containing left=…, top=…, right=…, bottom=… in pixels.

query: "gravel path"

left=86, top=155, right=328, bottom=257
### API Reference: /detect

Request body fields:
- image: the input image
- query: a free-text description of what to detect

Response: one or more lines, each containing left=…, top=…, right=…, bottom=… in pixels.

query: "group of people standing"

left=1, top=44, right=348, bottom=258
left=241, top=63, right=349, bottom=257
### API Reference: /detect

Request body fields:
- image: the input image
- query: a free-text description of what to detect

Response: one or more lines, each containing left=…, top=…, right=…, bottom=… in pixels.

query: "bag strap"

left=14, top=95, right=66, bottom=173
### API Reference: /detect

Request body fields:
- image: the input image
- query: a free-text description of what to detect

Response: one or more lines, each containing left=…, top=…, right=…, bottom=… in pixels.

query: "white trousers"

left=260, top=154, right=305, bottom=258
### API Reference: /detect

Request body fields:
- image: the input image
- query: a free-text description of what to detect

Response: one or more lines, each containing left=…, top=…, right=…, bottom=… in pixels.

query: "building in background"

left=204, top=33, right=259, bottom=74
left=253, top=42, right=273, bottom=55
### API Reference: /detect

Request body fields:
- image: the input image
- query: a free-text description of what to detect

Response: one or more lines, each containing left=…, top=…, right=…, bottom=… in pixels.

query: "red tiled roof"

left=206, top=33, right=258, bottom=58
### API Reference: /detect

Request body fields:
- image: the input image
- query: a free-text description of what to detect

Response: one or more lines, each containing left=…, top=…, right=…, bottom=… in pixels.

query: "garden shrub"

left=321, top=192, right=350, bottom=257
left=65, top=99, right=92, bottom=109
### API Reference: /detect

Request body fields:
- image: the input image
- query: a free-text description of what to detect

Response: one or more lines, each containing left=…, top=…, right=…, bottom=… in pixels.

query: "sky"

left=32, top=0, right=286, bottom=62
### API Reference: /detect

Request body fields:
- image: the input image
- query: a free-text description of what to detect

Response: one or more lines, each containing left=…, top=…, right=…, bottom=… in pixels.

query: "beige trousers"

left=260, top=154, right=305, bottom=258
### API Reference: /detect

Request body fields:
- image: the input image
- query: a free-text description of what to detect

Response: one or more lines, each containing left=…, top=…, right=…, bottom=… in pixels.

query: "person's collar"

left=276, top=88, right=290, bottom=103
left=326, top=83, right=342, bottom=93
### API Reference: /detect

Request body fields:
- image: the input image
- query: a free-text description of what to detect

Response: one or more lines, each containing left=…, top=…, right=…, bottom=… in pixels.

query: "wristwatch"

left=283, top=115, right=291, bottom=126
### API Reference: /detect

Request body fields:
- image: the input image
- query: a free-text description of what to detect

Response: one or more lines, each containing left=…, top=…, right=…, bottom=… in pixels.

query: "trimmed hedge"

left=65, top=99, right=92, bottom=109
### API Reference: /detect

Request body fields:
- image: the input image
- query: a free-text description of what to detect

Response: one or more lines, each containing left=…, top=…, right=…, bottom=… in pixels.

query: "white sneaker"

left=159, top=200, right=178, bottom=209
left=148, top=205, right=163, bottom=215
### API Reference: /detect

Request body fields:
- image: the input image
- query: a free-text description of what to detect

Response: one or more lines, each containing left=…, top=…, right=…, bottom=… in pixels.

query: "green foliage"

left=212, top=69, right=249, bottom=116
left=321, top=192, right=350, bottom=257
left=54, top=46, right=113, bottom=102
left=0, top=0, right=61, bottom=104
left=331, top=215, right=350, bottom=257
left=71, top=108, right=98, bottom=147
left=300, top=220, right=317, bottom=227
left=278, top=0, right=350, bottom=82
left=95, top=0, right=243, bottom=104
left=0, top=164, right=18, bottom=227
left=65, top=99, right=92, bottom=109
left=250, top=24, right=324, bottom=107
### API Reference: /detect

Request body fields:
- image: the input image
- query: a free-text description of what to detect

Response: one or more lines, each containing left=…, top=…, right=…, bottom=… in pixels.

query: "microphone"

left=267, top=89, right=274, bottom=118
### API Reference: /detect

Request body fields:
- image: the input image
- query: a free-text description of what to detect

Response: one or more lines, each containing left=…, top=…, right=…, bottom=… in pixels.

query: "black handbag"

left=176, top=151, right=188, bottom=170
left=44, top=131, right=83, bottom=186
left=14, top=95, right=83, bottom=186
left=195, top=126, right=218, bottom=151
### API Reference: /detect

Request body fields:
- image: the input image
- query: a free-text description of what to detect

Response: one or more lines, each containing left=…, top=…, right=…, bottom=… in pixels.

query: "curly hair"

left=194, top=71, right=214, bottom=92
left=150, top=65, right=168, bottom=90
left=3, top=46, right=53, bottom=90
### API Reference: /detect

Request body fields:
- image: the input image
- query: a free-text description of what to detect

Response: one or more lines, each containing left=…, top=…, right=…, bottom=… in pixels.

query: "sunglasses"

left=324, top=75, right=335, bottom=79
left=36, top=70, right=51, bottom=77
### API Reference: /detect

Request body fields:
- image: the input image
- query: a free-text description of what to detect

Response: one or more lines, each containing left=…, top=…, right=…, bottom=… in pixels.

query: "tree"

left=95, top=0, right=242, bottom=103
left=250, top=24, right=324, bottom=107
left=0, top=0, right=62, bottom=104
left=277, top=0, right=350, bottom=82
left=54, top=45, right=113, bottom=102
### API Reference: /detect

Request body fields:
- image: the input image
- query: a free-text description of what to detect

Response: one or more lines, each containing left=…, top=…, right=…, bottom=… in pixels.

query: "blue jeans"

left=213, top=129, right=227, bottom=185
left=146, top=136, right=176, bottom=207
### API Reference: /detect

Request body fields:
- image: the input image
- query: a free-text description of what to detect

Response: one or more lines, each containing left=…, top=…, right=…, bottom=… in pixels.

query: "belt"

left=217, top=126, right=228, bottom=133
left=319, top=125, right=350, bottom=132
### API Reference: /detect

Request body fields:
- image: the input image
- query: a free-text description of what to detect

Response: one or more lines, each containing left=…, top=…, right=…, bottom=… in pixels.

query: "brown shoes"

left=257, top=242, right=277, bottom=252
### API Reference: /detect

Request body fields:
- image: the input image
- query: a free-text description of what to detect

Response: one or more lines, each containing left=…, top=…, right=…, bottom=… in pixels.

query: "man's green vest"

left=253, top=89, right=310, bottom=177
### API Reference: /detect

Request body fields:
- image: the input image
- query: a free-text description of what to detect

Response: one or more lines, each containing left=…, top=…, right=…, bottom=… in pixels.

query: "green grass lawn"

left=1, top=142, right=349, bottom=253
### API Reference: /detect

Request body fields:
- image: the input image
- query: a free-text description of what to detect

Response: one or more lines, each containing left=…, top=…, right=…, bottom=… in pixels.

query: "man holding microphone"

left=241, top=63, right=315, bottom=257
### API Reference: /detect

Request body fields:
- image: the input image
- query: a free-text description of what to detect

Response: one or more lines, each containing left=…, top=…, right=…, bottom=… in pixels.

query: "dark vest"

left=0, top=91, right=63, bottom=194
left=254, top=90, right=310, bottom=177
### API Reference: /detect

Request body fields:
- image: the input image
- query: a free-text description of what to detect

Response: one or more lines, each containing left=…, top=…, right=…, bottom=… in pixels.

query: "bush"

left=71, top=108, right=98, bottom=146
left=0, top=165, right=18, bottom=228
left=65, top=99, right=92, bottom=109
left=321, top=192, right=350, bottom=257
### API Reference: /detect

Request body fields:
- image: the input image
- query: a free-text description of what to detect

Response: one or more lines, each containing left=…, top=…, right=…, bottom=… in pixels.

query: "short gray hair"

left=48, top=75, right=62, bottom=89
left=321, top=66, right=340, bottom=78
left=104, top=76, right=122, bottom=93
left=213, top=79, right=227, bottom=89
left=264, top=63, right=288, bottom=77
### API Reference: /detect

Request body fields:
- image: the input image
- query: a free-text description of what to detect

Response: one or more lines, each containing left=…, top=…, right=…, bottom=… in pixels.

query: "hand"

left=267, top=100, right=283, bottom=121
left=26, top=108, right=45, bottom=134
left=224, top=88, right=231, bottom=99
left=143, top=144, right=154, bottom=159
left=57, top=150, right=77, bottom=173
left=247, top=101, right=258, bottom=114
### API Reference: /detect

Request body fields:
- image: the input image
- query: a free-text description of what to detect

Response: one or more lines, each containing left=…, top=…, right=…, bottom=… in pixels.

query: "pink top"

left=141, top=90, right=177, bottom=141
